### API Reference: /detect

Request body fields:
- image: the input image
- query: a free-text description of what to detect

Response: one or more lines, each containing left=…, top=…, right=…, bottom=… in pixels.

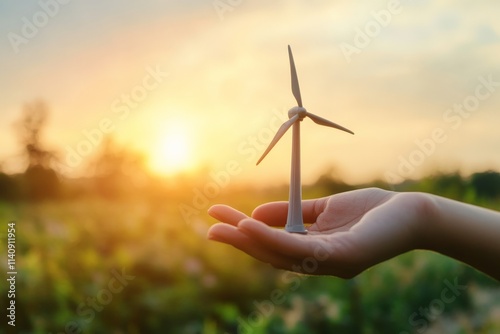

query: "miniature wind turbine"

left=256, top=45, right=354, bottom=234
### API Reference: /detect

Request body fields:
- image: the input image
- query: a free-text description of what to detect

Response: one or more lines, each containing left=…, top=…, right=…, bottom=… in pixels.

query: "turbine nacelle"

left=288, top=106, right=307, bottom=120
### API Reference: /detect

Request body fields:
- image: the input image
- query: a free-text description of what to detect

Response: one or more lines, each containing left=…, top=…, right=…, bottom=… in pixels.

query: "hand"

left=207, top=188, right=432, bottom=279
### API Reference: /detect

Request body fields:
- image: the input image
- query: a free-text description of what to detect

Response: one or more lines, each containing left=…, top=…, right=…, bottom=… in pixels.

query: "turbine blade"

left=306, top=112, right=354, bottom=135
left=256, top=114, right=299, bottom=165
left=288, top=45, right=303, bottom=107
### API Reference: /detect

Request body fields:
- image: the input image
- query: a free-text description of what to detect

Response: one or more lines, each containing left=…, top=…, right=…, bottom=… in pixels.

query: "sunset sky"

left=1, top=0, right=499, bottom=186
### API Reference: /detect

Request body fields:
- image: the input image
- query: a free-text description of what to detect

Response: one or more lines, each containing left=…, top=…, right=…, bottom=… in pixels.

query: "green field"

left=1, top=173, right=499, bottom=334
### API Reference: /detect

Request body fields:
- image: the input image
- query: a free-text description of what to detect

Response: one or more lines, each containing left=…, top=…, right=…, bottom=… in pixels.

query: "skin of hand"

left=207, top=188, right=500, bottom=280
left=207, top=188, right=432, bottom=279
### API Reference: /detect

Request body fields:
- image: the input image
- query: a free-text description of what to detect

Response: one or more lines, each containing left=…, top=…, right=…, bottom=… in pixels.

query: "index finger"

left=251, top=197, right=329, bottom=227
left=208, top=204, right=249, bottom=226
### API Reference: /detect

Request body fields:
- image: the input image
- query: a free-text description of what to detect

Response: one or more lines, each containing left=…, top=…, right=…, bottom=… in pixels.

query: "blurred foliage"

left=14, top=100, right=55, bottom=170
left=1, top=167, right=499, bottom=333
left=0, top=103, right=499, bottom=333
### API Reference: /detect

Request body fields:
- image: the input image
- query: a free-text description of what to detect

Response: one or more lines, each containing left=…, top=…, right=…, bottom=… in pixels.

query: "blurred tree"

left=0, top=171, right=19, bottom=200
left=396, top=172, right=469, bottom=201
left=87, top=136, right=148, bottom=198
left=23, top=165, right=60, bottom=200
left=429, top=172, right=468, bottom=200
left=14, top=100, right=60, bottom=200
left=0, top=162, right=16, bottom=200
left=310, top=166, right=354, bottom=195
left=15, top=100, right=55, bottom=169
left=470, top=171, right=500, bottom=200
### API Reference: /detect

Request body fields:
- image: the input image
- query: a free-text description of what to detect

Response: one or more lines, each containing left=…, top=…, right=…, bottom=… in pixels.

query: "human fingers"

left=208, top=223, right=248, bottom=244
left=251, top=201, right=288, bottom=226
left=251, top=197, right=329, bottom=226
left=209, top=219, right=370, bottom=277
left=238, top=218, right=327, bottom=259
left=207, top=222, right=296, bottom=267
left=237, top=219, right=366, bottom=277
left=208, top=204, right=249, bottom=227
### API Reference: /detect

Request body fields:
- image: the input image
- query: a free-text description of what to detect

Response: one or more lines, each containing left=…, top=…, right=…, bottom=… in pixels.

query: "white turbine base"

left=285, top=223, right=308, bottom=234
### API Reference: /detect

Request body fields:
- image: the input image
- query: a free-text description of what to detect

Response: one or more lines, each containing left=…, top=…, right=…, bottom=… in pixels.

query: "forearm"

left=424, top=194, right=500, bottom=280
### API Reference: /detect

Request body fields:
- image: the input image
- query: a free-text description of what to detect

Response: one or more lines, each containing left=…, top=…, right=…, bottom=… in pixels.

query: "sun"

left=149, top=121, right=195, bottom=175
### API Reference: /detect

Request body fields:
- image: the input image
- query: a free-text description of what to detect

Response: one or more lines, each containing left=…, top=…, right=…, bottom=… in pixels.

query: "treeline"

left=0, top=100, right=154, bottom=201
left=396, top=170, right=500, bottom=203
left=1, top=101, right=499, bottom=203
left=312, top=168, right=500, bottom=205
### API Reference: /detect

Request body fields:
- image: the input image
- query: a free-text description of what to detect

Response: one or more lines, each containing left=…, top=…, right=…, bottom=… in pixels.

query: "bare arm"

left=207, top=188, right=500, bottom=280
left=424, top=194, right=500, bottom=279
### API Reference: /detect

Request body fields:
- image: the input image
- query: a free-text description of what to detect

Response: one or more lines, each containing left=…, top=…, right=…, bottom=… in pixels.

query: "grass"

left=1, top=184, right=499, bottom=333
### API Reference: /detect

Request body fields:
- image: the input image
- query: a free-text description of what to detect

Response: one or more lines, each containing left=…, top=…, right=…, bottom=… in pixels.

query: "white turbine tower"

left=257, top=45, right=354, bottom=234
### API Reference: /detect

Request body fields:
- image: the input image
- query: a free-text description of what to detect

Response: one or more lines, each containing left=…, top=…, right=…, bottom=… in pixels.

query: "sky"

left=1, top=0, right=499, bottom=186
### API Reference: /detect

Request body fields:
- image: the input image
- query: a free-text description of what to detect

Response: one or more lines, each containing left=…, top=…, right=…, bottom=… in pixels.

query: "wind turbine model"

left=256, top=45, right=354, bottom=234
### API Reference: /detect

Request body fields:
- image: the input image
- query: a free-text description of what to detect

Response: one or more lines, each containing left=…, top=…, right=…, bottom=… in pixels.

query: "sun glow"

left=149, top=120, right=195, bottom=175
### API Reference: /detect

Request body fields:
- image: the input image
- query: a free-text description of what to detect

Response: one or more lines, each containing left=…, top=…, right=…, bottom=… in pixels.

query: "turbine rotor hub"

left=288, top=106, right=307, bottom=120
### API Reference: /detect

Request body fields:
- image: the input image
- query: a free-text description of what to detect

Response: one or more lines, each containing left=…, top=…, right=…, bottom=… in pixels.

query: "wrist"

left=407, top=192, right=440, bottom=251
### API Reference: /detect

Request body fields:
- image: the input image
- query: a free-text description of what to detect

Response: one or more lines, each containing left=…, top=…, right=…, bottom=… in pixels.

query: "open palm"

left=208, top=188, right=430, bottom=278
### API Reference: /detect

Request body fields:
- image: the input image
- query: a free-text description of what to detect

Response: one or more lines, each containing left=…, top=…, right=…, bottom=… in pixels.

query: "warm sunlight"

left=149, top=120, right=195, bottom=175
